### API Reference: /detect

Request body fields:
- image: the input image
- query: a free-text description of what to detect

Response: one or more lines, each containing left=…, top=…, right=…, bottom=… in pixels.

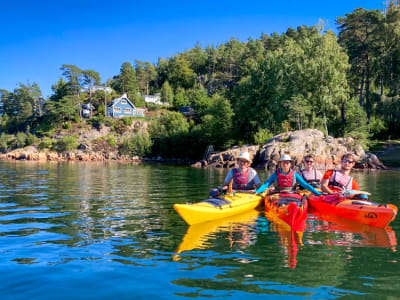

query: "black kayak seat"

left=202, top=197, right=232, bottom=207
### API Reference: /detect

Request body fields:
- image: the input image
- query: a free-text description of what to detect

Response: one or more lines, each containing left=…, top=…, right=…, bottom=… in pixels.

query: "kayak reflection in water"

left=173, top=209, right=261, bottom=260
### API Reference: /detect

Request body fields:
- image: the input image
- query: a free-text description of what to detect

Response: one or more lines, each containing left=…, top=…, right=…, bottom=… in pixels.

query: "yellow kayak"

left=174, top=191, right=264, bottom=225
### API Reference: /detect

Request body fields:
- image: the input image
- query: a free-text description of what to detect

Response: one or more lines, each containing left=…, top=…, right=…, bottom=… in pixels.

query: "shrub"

left=56, top=136, right=78, bottom=152
left=119, top=132, right=152, bottom=157
left=106, top=135, right=117, bottom=147
left=26, top=133, right=39, bottom=146
left=15, top=132, right=27, bottom=148
left=87, top=115, right=104, bottom=130
left=121, top=117, right=133, bottom=126
left=38, top=137, right=55, bottom=150
left=254, top=128, right=274, bottom=145
left=62, top=122, right=72, bottom=130
left=112, top=119, right=129, bottom=134
left=0, top=133, right=9, bottom=152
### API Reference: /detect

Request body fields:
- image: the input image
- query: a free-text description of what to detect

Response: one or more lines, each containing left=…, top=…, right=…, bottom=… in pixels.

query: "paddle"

left=341, top=189, right=371, bottom=197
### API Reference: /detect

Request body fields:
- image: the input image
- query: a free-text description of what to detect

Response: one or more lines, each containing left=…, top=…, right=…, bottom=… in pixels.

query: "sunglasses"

left=342, top=159, right=354, bottom=164
left=305, top=160, right=314, bottom=163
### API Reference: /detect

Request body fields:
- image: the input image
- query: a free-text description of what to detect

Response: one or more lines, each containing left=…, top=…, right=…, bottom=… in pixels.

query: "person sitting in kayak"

left=255, top=154, right=323, bottom=195
left=321, top=153, right=362, bottom=195
left=299, top=154, right=322, bottom=188
left=222, top=151, right=261, bottom=191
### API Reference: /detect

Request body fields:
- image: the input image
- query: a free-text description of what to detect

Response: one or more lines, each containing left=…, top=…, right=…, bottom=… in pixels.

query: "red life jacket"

left=233, top=168, right=249, bottom=190
left=276, top=168, right=296, bottom=192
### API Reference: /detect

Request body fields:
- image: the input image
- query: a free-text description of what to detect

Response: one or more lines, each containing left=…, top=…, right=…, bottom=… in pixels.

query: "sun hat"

left=237, top=152, right=251, bottom=163
left=279, top=154, right=292, bottom=162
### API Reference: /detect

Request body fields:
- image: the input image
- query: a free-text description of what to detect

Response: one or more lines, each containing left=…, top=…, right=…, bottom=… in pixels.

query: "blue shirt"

left=255, top=168, right=323, bottom=195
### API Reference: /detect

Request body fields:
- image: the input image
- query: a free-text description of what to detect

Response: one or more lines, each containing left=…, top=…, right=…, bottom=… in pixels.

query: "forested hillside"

left=1, top=3, right=400, bottom=160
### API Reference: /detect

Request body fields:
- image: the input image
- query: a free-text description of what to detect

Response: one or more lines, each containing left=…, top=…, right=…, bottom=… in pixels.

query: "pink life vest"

left=300, top=169, right=321, bottom=188
left=328, top=170, right=353, bottom=190
left=276, top=168, right=296, bottom=192
left=233, top=168, right=249, bottom=190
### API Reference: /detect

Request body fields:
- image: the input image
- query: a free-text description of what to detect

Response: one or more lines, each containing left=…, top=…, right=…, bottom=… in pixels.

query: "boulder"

left=193, top=129, right=385, bottom=170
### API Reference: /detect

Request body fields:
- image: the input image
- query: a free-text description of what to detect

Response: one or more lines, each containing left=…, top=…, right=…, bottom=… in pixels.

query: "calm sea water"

left=0, top=161, right=399, bottom=299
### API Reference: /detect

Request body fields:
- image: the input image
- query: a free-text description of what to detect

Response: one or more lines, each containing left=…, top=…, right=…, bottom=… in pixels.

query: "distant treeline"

left=1, top=2, right=400, bottom=159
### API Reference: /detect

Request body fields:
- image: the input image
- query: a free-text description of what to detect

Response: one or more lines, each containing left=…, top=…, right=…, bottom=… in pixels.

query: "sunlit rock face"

left=203, top=129, right=385, bottom=170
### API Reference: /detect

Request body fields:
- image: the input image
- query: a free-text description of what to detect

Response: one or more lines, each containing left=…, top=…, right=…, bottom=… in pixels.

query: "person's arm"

left=320, top=170, right=334, bottom=194
left=352, top=179, right=360, bottom=191
left=295, top=173, right=323, bottom=195
left=316, top=170, right=323, bottom=183
left=253, top=175, right=262, bottom=189
left=222, top=170, right=234, bottom=189
left=255, top=172, right=277, bottom=193
left=249, top=169, right=262, bottom=189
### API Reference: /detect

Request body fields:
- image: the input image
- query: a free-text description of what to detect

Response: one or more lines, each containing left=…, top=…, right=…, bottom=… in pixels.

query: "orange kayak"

left=308, top=193, right=397, bottom=228
left=264, top=192, right=308, bottom=231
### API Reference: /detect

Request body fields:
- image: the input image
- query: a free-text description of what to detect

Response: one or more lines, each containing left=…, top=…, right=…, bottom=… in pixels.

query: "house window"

left=121, top=100, right=127, bottom=104
left=114, top=107, right=121, bottom=113
left=124, top=108, right=132, bottom=113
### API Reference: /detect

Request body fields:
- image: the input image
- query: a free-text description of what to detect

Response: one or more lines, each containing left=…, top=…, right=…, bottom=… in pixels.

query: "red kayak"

left=264, top=192, right=308, bottom=231
left=308, top=193, right=397, bottom=228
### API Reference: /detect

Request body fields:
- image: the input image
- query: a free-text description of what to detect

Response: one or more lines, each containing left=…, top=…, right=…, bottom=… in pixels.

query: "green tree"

left=60, top=64, right=83, bottom=95
left=135, top=60, right=157, bottom=95
left=167, top=54, right=196, bottom=89
left=116, top=62, right=139, bottom=98
left=337, top=8, right=383, bottom=122
left=161, top=81, right=173, bottom=105
left=198, top=94, right=234, bottom=149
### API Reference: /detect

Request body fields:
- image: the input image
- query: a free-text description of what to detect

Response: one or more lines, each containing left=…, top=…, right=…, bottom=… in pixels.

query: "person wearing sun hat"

left=255, top=154, right=323, bottom=195
left=222, top=151, right=261, bottom=191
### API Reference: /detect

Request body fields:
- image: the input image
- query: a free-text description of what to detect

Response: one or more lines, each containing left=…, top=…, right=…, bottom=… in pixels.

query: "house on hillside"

left=107, top=94, right=146, bottom=118
left=81, top=85, right=112, bottom=94
left=179, top=106, right=195, bottom=117
left=143, top=93, right=169, bottom=106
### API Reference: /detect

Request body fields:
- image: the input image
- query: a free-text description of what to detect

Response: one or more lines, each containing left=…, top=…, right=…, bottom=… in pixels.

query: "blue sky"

left=0, top=0, right=386, bottom=97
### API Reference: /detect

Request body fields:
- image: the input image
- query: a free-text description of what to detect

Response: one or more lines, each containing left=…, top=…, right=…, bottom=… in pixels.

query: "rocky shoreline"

left=0, top=129, right=389, bottom=170
left=191, top=129, right=386, bottom=170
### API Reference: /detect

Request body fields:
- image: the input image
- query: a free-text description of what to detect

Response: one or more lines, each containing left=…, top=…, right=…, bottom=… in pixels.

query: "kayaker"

left=321, top=153, right=362, bottom=195
left=299, top=154, right=322, bottom=188
left=222, top=151, right=261, bottom=191
left=255, top=154, right=323, bottom=195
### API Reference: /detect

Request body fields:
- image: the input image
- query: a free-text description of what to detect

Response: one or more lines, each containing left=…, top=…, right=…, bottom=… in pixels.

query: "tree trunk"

left=359, top=68, right=365, bottom=107
left=341, top=101, right=346, bottom=137
left=365, top=55, right=371, bottom=123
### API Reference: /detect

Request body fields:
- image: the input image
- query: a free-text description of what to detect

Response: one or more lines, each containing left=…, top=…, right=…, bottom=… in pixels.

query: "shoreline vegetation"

left=1, top=4, right=400, bottom=167
left=0, top=128, right=398, bottom=170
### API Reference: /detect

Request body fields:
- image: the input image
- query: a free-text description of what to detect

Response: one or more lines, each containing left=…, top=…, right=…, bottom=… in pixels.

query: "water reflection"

left=0, top=162, right=400, bottom=299
left=174, top=209, right=260, bottom=259
left=308, top=211, right=397, bottom=250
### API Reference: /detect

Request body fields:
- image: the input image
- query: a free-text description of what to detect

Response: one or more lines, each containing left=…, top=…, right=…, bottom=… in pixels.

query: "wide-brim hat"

left=279, top=154, right=292, bottom=162
left=237, top=151, right=251, bottom=163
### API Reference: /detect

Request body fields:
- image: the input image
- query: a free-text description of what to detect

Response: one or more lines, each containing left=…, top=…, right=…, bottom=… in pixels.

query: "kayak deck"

left=264, top=192, right=308, bottom=231
left=308, top=194, right=398, bottom=228
left=174, top=192, right=264, bottom=225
